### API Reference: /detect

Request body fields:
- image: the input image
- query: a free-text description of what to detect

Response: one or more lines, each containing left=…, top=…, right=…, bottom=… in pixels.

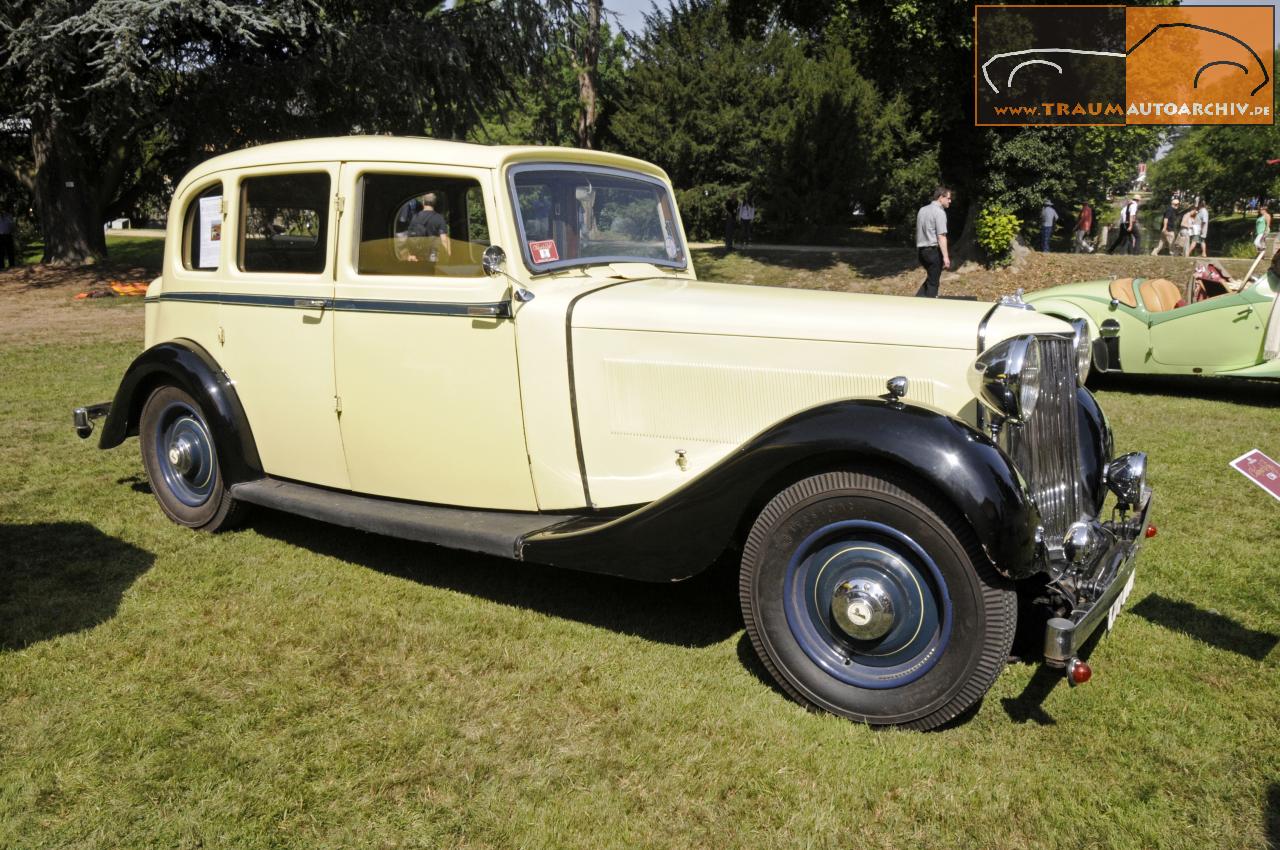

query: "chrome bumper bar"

left=73, top=403, right=111, bottom=439
left=1043, top=492, right=1153, bottom=665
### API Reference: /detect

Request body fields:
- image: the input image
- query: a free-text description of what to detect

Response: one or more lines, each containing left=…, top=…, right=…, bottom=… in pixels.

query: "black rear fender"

left=98, top=341, right=262, bottom=485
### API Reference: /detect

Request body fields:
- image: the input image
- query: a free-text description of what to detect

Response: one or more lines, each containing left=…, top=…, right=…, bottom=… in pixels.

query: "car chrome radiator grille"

left=1003, top=336, right=1081, bottom=552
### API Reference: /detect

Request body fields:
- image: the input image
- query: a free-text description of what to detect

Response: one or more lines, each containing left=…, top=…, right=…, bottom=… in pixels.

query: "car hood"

left=571, top=278, right=1071, bottom=349
left=1024, top=279, right=1113, bottom=302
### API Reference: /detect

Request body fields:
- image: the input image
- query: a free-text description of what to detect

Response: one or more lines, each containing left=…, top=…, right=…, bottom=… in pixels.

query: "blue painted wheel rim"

left=153, top=401, right=216, bottom=508
left=783, top=520, right=952, bottom=689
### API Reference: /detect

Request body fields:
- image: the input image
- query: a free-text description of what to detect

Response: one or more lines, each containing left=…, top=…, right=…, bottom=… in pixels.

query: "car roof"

left=177, top=136, right=669, bottom=192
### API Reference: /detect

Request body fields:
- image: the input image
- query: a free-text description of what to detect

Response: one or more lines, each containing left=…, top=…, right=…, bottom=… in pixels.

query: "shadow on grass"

left=0, top=522, right=154, bottom=651
left=1267, top=782, right=1279, bottom=850
left=250, top=508, right=744, bottom=648
left=1130, top=594, right=1279, bottom=661
left=1090, top=372, right=1280, bottom=408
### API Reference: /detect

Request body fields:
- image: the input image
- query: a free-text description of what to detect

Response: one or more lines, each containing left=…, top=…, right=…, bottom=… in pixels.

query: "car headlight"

left=968, top=335, right=1042, bottom=423
left=1069, top=318, right=1092, bottom=384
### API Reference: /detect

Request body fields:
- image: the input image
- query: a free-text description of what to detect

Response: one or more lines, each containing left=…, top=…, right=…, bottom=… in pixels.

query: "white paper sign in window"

left=198, top=195, right=222, bottom=269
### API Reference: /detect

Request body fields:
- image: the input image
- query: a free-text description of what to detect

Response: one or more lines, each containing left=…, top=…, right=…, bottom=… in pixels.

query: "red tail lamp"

left=1145, top=524, right=1158, bottom=539
left=1067, top=658, right=1092, bottom=685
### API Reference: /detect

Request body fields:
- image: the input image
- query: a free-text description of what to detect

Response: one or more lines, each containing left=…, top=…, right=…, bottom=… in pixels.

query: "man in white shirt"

left=914, top=186, right=952, bottom=297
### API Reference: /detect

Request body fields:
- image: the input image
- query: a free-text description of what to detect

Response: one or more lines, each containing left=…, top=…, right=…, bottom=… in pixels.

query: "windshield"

left=509, top=164, right=686, bottom=273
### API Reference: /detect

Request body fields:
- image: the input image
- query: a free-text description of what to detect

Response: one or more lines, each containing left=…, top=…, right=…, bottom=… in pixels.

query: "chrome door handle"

left=294, top=298, right=327, bottom=309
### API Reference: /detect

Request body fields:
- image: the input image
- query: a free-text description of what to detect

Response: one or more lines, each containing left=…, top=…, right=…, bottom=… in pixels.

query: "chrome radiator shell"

left=1001, top=335, right=1082, bottom=562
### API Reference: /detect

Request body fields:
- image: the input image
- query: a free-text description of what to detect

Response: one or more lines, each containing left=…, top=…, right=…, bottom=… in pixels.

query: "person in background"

left=0, top=207, right=15, bottom=269
left=1193, top=200, right=1210, bottom=257
left=914, top=185, right=952, bottom=298
left=1177, top=204, right=1196, bottom=257
left=724, top=196, right=738, bottom=251
left=1040, top=200, right=1058, bottom=252
left=1073, top=201, right=1094, bottom=253
left=737, top=194, right=756, bottom=246
left=1254, top=202, right=1271, bottom=255
left=1150, top=197, right=1181, bottom=255
left=1106, top=196, right=1139, bottom=254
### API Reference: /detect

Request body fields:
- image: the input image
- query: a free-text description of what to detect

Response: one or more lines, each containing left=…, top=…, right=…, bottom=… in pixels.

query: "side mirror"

left=482, top=245, right=507, bottom=277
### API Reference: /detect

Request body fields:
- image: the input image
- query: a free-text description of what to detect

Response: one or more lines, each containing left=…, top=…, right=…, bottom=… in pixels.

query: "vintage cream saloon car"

left=75, top=137, right=1153, bottom=730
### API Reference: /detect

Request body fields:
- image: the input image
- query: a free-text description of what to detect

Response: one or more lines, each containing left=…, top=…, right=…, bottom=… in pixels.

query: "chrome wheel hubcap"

left=832, top=578, right=895, bottom=640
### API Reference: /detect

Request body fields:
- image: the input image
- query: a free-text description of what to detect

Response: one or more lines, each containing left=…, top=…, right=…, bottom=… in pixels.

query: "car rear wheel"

left=739, top=471, right=1015, bottom=730
left=139, top=385, right=247, bottom=531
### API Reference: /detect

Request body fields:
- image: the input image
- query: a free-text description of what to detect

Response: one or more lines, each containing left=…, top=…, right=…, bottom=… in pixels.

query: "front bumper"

left=1043, top=490, right=1153, bottom=665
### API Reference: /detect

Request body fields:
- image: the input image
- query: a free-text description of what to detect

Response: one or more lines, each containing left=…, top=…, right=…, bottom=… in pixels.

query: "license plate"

left=1106, top=569, right=1137, bottom=632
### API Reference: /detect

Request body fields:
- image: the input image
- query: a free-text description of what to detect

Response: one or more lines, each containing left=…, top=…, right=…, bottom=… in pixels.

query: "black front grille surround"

left=1002, top=335, right=1082, bottom=561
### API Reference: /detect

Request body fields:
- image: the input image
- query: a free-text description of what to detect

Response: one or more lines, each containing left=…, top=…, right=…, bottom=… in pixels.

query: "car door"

left=332, top=162, right=537, bottom=510
left=1149, top=292, right=1264, bottom=372
left=216, top=165, right=350, bottom=489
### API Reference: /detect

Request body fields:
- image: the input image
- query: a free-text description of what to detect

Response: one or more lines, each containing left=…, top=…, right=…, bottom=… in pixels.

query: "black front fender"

left=520, top=400, right=1042, bottom=582
left=98, top=341, right=262, bottom=485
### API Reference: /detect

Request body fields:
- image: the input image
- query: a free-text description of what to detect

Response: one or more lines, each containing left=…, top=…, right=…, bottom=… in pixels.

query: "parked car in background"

left=1025, top=262, right=1280, bottom=380
left=75, top=137, right=1153, bottom=730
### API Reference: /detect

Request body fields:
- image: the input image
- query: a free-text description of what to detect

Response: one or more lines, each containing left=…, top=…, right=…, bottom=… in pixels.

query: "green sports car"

left=1023, top=266, right=1280, bottom=380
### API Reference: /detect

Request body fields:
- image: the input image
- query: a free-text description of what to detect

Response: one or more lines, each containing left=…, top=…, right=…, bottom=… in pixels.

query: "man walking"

left=915, top=186, right=951, bottom=298
left=1151, top=197, right=1181, bottom=255
left=1040, top=200, right=1058, bottom=252
left=737, top=194, right=756, bottom=246
left=1107, top=196, right=1139, bottom=254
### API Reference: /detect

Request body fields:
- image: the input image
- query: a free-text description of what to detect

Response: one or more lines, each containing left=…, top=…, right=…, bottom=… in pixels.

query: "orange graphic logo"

left=976, top=5, right=1274, bottom=126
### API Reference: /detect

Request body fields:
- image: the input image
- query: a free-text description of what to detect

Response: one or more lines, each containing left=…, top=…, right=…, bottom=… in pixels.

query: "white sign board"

left=198, top=195, right=222, bottom=268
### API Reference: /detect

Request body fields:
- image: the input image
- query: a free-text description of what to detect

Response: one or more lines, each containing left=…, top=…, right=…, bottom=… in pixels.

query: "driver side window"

left=356, top=173, right=488, bottom=278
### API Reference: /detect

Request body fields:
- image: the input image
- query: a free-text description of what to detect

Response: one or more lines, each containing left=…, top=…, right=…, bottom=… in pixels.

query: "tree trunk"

left=574, top=0, right=602, bottom=150
left=29, top=109, right=107, bottom=265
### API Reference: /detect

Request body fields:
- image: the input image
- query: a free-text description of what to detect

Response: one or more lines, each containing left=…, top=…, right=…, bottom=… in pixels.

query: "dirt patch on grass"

left=0, top=264, right=152, bottom=348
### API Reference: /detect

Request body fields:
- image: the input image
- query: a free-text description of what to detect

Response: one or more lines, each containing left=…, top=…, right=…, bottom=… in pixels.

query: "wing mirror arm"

left=482, top=245, right=535, bottom=305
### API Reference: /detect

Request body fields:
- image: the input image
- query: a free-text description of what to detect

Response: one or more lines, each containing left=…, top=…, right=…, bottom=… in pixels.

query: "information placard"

left=1230, top=449, right=1280, bottom=503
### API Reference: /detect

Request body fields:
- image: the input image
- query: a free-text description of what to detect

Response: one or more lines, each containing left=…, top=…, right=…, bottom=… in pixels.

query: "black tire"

left=739, top=471, right=1015, bottom=730
left=139, top=385, right=247, bottom=531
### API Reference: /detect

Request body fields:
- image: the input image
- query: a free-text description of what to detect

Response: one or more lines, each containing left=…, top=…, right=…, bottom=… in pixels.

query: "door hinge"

left=334, top=193, right=345, bottom=218
left=219, top=196, right=227, bottom=216
left=217, top=326, right=225, bottom=346
left=334, top=395, right=342, bottom=414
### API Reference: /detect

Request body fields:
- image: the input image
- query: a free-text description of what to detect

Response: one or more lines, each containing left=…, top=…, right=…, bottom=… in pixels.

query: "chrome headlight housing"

left=1068, top=319, right=1092, bottom=384
left=968, top=335, right=1042, bottom=423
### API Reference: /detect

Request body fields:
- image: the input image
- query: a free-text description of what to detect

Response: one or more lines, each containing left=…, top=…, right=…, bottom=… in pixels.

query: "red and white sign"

left=528, top=240, right=559, bottom=264
left=1230, top=449, right=1280, bottom=503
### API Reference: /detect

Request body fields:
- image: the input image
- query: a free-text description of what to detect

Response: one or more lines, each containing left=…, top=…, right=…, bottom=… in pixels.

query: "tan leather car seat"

left=1109, top=278, right=1137, bottom=308
left=1138, top=278, right=1183, bottom=312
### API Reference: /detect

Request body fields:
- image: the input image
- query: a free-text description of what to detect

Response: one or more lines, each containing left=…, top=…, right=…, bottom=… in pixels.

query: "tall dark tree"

left=0, top=0, right=563, bottom=265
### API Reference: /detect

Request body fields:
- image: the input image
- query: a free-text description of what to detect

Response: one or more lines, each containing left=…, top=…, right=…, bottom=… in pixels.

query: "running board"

left=230, top=477, right=582, bottom=560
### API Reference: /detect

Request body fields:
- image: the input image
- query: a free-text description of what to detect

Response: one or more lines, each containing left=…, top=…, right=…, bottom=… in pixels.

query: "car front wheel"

left=739, top=471, right=1015, bottom=730
left=139, top=385, right=246, bottom=531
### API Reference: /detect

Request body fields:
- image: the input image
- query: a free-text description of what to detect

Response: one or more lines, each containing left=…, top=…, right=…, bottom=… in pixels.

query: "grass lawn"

left=1, top=246, right=1278, bottom=848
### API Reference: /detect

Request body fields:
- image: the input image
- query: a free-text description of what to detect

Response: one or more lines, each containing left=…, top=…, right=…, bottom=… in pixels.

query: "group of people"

left=1032, top=196, right=1213, bottom=257
left=912, top=187, right=1232, bottom=298
left=723, top=194, right=756, bottom=250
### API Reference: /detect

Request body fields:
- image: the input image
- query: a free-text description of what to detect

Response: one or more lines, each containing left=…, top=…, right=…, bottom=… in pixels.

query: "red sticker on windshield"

left=529, top=240, right=559, bottom=263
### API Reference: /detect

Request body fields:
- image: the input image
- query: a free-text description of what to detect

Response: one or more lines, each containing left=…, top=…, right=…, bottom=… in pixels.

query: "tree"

left=0, top=0, right=563, bottom=265
left=610, top=0, right=925, bottom=239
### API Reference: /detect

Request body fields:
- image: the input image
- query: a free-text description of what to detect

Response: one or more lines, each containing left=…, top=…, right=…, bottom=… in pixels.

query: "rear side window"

left=238, top=172, right=331, bottom=274
left=356, top=173, right=489, bottom=277
left=182, top=184, right=223, bottom=271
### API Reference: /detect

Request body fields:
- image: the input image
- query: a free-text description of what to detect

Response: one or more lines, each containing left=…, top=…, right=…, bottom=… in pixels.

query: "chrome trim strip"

left=146, top=292, right=510, bottom=318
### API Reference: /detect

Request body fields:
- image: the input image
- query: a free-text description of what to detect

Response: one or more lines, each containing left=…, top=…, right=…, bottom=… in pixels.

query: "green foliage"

left=975, top=203, right=1021, bottom=268
left=609, top=0, right=936, bottom=239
